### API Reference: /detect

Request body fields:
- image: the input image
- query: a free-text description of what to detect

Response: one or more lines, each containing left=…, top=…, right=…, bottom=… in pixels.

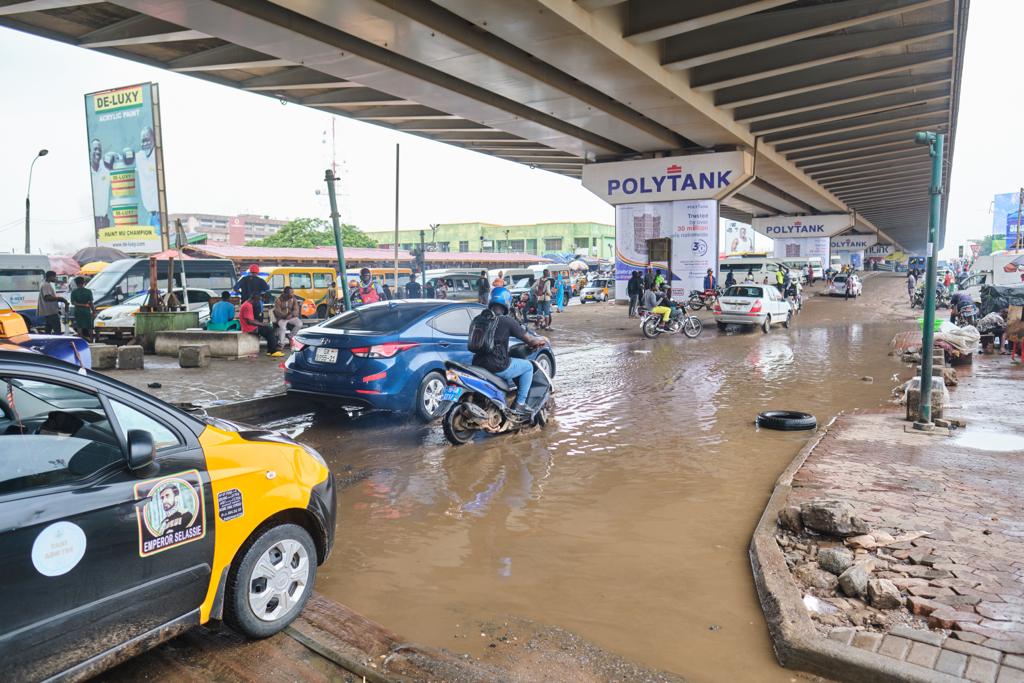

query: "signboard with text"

left=831, top=234, right=878, bottom=251
left=751, top=214, right=853, bottom=238
left=614, top=200, right=718, bottom=300
left=85, top=82, right=166, bottom=253
left=583, top=151, right=753, bottom=205
left=772, top=236, right=830, bottom=260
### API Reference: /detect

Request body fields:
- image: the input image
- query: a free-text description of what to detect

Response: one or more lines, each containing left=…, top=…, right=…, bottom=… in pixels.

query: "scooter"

left=954, top=302, right=979, bottom=328
left=438, top=355, right=554, bottom=445
left=640, top=306, right=703, bottom=339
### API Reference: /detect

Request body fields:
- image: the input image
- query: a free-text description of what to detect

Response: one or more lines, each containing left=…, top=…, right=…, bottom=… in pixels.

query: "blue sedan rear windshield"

left=323, top=303, right=440, bottom=332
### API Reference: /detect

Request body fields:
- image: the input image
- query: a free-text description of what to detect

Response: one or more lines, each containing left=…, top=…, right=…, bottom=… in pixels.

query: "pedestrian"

left=239, top=292, right=282, bottom=357
left=906, top=271, right=917, bottom=304
left=209, top=291, right=236, bottom=330
left=627, top=270, right=642, bottom=317
left=654, top=269, right=666, bottom=289
left=743, top=269, right=755, bottom=284
left=69, top=276, right=95, bottom=341
left=273, top=286, right=302, bottom=347
left=37, top=270, right=67, bottom=334
left=533, top=269, right=553, bottom=329
left=493, top=270, right=505, bottom=287
left=476, top=270, right=490, bottom=305
left=775, top=267, right=785, bottom=293
left=235, top=264, right=269, bottom=317
left=435, top=279, right=448, bottom=299
left=554, top=273, right=566, bottom=313
left=703, top=268, right=717, bottom=292
left=724, top=270, right=736, bottom=288
left=404, top=274, right=421, bottom=298
left=382, top=283, right=393, bottom=301
left=643, top=267, right=655, bottom=291
left=807, top=264, right=814, bottom=285
left=357, top=268, right=384, bottom=305
left=844, top=274, right=855, bottom=301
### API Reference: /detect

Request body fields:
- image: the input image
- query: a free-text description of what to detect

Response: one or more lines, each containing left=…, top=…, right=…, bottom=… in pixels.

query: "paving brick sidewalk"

left=785, top=356, right=1024, bottom=681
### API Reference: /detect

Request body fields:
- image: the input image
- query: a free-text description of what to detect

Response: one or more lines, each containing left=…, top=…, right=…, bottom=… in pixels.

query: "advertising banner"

left=831, top=234, right=877, bottom=251
left=751, top=214, right=853, bottom=238
left=85, top=83, right=166, bottom=253
left=992, top=192, right=1021, bottom=237
left=613, top=200, right=718, bottom=299
left=723, top=222, right=756, bottom=255
left=583, top=151, right=753, bottom=205
left=772, top=236, right=830, bottom=259
left=866, top=244, right=896, bottom=257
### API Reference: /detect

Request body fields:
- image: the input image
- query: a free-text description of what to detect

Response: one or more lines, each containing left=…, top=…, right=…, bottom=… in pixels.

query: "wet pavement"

left=253, top=274, right=916, bottom=682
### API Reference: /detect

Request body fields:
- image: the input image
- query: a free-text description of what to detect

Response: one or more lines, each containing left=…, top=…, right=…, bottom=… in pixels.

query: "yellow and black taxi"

left=0, top=349, right=336, bottom=681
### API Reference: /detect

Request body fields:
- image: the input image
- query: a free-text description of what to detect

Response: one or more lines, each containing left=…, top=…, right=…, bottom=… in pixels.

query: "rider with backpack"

left=533, top=269, right=553, bottom=329
left=468, top=287, right=548, bottom=420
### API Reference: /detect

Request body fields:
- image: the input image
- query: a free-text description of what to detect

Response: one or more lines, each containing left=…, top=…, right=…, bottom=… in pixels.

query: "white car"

left=713, top=284, right=793, bottom=333
left=827, top=274, right=863, bottom=297
left=579, top=278, right=611, bottom=303
left=95, top=288, right=216, bottom=339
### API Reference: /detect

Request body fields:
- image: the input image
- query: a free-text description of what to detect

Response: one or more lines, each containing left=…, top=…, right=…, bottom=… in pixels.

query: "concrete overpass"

left=1, top=0, right=968, bottom=251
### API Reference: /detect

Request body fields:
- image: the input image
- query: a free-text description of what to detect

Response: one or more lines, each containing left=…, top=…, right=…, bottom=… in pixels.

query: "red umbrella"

left=49, top=256, right=80, bottom=276
left=149, top=249, right=194, bottom=260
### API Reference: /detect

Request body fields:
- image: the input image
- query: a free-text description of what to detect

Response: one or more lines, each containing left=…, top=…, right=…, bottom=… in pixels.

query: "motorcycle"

left=640, top=306, right=703, bottom=339
left=954, top=302, right=979, bottom=328
left=438, top=354, right=554, bottom=445
left=785, top=285, right=803, bottom=314
left=512, top=293, right=548, bottom=329
left=687, top=287, right=721, bottom=311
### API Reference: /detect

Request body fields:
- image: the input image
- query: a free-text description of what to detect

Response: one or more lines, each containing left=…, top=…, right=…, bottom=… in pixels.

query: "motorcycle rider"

left=949, top=290, right=973, bottom=323
left=651, top=284, right=676, bottom=326
left=357, top=268, right=384, bottom=304
left=472, top=287, right=548, bottom=419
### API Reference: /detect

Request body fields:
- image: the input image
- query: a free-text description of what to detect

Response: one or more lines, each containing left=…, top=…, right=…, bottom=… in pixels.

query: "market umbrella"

left=72, top=246, right=128, bottom=264
left=48, top=256, right=80, bottom=276
left=150, top=249, right=194, bottom=260
left=568, top=259, right=590, bottom=271
left=79, top=261, right=110, bottom=276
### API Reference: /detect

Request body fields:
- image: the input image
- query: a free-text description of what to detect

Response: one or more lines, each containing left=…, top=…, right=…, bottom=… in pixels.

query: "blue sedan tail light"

left=349, top=342, right=419, bottom=358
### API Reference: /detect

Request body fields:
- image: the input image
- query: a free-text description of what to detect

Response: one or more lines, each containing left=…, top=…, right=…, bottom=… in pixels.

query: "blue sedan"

left=283, top=300, right=555, bottom=421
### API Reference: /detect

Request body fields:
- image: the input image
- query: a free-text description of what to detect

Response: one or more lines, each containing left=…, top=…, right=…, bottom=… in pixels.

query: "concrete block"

left=905, top=376, right=948, bottom=421
left=154, top=330, right=259, bottom=358
left=116, top=345, right=144, bottom=370
left=178, top=344, right=211, bottom=368
left=90, top=344, right=117, bottom=370
left=935, top=649, right=968, bottom=677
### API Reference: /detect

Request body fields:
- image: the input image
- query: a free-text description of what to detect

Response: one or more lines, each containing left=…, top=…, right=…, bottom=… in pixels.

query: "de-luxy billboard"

left=85, top=83, right=167, bottom=253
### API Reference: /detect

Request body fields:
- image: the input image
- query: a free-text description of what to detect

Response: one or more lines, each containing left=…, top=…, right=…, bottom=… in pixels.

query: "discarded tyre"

left=756, top=410, right=817, bottom=431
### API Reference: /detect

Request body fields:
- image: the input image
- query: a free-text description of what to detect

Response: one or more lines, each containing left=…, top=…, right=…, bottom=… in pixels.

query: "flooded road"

left=276, top=275, right=915, bottom=682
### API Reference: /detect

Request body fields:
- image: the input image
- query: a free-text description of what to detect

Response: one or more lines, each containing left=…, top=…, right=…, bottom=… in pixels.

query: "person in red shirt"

left=239, top=292, right=282, bottom=357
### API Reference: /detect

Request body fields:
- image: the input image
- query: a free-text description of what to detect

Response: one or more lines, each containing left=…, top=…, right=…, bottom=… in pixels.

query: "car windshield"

left=323, top=303, right=440, bottom=332
left=724, top=286, right=762, bottom=298
left=121, top=291, right=154, bottom=306
left=510, top=277, right=532, bottom=288
left=834, top=275, right=848, bottom=284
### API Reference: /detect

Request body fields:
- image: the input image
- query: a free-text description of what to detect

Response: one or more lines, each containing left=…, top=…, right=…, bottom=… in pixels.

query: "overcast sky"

left=0, top=2, right=1012, bottom=258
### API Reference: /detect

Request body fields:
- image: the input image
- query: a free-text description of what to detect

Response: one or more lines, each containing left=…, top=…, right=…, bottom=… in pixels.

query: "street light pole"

left=325, top=169, right=351, bottom=311
left=913, top=131, right=944, bottom=430
left=25, top=149, right=49, bottom=254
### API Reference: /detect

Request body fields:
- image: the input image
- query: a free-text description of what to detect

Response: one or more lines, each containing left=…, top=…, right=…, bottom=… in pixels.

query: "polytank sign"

left=751, top=214, right=853, bottom=238
left=582, top=151, right=753, bottom=205
left=866, top=244, right=896, bottom=257
left=831, top=235, right=878, bottom=251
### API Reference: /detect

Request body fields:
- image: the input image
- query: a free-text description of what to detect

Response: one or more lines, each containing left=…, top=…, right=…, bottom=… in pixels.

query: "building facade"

left=170, top=212, right=289, bottom=246
left=363, top=221, right=615, bottom=260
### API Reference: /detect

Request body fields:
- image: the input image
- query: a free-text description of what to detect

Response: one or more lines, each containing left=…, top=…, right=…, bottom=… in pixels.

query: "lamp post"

left=912, top=131, right=944, bottom=430
left=324, top=169, right=351, bottom=311
left=25, top=149, right=48, bottom=254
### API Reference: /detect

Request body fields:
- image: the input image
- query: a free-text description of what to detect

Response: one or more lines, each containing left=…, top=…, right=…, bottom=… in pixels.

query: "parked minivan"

left=86, top=258, right=237, bottom=309
left=422, top=269, right=482, bottom=300
left=719, top=257, right=793, bottom=284
left=0, top=255, right=50, bottom=326
left=264, top=267, right=338, bottom=318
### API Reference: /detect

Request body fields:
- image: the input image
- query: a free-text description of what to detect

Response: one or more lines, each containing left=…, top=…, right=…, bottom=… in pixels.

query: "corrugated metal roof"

left=185, top=243, right=550, bottom=264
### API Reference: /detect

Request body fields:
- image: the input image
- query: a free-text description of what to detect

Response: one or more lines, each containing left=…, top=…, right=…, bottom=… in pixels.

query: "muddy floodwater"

left=273, top=276, right=914, bottom=682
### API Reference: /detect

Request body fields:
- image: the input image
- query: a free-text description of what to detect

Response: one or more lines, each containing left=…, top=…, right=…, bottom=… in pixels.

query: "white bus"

left=0, top=255, right=51, bottom=326
left=719, top=256, right=796, bottom=285
left=777, top=256, right=825, bottom=282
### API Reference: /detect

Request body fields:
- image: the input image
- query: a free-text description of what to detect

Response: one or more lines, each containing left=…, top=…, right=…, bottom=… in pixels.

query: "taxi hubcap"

left=248, top=539, right=310, bottom=621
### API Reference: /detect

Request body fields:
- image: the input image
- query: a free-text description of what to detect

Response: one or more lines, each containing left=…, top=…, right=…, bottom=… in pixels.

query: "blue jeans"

left=537, top=299, right=551, bottom=316
left=496, top=357, right=533, bottom=407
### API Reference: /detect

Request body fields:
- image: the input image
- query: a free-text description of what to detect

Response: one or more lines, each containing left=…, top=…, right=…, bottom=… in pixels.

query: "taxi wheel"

left=224, top=523, right=317, bottom=639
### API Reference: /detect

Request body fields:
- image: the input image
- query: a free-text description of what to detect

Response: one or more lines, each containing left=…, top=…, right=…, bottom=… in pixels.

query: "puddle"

left=952, top=428, right=1024, bottom=452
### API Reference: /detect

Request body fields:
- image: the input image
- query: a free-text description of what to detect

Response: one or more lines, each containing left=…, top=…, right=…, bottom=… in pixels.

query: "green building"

left=362, top=221, right=615, bottom=259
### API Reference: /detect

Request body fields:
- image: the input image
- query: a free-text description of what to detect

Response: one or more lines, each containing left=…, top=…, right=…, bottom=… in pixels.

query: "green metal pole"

left=325, top=169, right=351, bottom=311
left=915, top=131, right=944, bottom=428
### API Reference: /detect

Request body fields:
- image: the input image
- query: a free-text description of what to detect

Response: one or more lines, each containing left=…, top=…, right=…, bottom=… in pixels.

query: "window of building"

left=436, top=242, right=450, bottom=252
left=574, top=237, right=589, bottom=250
left=544, top=238, right=563, bottom=252
left=459, top=241, right=469, bottom=252
left=526, top=239, right=537, bottom=253
left=509, top=239, right=525, bottom=252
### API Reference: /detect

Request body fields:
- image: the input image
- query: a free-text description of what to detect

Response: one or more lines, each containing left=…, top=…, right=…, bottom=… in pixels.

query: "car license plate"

left=441, top=386, right=462, bottom=401
left=314, top=347, right=338, bottom=363
left=96, top=321, right=105, bottom=327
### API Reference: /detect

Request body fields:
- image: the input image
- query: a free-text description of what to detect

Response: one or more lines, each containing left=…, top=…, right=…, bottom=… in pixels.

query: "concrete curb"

left=203, top=392, right=307, bottom=424
left=748, top=415, right=962, bottom=683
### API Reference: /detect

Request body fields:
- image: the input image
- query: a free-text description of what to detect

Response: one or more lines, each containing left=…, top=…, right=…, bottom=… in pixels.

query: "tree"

left=247, top=217, right=377, bottom=248
left=977, top=235, right=997, bottom=257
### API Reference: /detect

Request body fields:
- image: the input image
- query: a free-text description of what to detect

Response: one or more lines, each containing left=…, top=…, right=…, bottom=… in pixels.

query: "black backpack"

left=468, top=308, right=499, bottom=353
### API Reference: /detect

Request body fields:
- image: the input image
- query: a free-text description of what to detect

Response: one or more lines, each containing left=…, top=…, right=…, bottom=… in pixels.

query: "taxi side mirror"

left=127, top=429, right=155, bottom=470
